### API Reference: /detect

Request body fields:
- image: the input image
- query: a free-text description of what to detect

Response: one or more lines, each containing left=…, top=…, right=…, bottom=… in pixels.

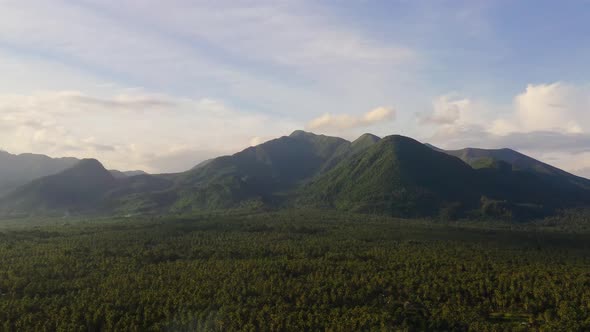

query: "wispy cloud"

left=0, top=1, right=416, bottom=118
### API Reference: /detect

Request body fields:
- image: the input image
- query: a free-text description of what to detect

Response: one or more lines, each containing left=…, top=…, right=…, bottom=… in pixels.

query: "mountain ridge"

left=1, top=131, right=589, bottom=219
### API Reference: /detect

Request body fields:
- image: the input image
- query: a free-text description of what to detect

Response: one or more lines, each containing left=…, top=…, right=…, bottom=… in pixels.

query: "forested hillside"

left=0, top=150, right=79, bottom=197
left=2, top=131, right=590, bottom=220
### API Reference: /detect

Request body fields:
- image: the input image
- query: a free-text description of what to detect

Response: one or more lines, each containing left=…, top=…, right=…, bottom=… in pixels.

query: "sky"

left=1, top=0, right=590, bottom=175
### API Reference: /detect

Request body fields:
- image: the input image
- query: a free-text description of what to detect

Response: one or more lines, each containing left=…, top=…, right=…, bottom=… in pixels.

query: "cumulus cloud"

left=307, top=106, right=395, bottom=130
left=491, top=82, right=589, bottom=135
left=419, top=95, right=471, bottom=125
left=421, top=82, right=590, bottom=177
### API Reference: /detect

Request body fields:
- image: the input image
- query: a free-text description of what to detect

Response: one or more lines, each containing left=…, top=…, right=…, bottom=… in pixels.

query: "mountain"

left=0, top=150, right=79, bottom=197
left=301, top=135, right=479, bottom=216
left=434, top=146, right=590, bottom=189
left=0, top=150, right=148, bottom=198
left=167, top=130, right=351, bottom=212
left=445, top=147, right=566, bottom=173
left=0, top=159, right=172, bottom=215
left=110, top=169, right=148, bottom=179
left=351, top=133, right=381, bottom=151
left=301, top=138, right=590, bottom=218
left=164, top=132, right=590, bottom=218
left=0, top=159, right=117, bottom=214
left=2, top=131, right=590, bottom=219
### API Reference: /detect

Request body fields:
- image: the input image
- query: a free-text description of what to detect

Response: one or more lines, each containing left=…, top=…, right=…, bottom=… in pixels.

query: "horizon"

left=2, top=1, right=590, bottom=176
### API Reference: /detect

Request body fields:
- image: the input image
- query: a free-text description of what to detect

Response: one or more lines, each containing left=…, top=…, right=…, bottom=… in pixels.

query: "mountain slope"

left=0, top=151, right=79, bottom=197
left=110, top=170, right=148, bottom=179
left=0, top=159, right=117, bottom=214
left=439, top=147, right=590, bottom=189
left=301, top=135, right=479, bottom=216
left=0, top=159, right=172, bottom=215
left=3, top=131, right=590, bottom=219
left=301, top=137, right=590, bottom=218
left=168, top=130, right=351, bottom=211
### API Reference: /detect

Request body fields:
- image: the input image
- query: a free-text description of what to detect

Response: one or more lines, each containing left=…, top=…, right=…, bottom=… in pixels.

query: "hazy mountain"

left=0, top=150, right=148, bottom=198
left=0, top=159, right=117, bottom=214
left=0, top=159, right=171, bottom=215
left=109, top=169, right=148, bottom=179
left=432, top=146, right=590, bottom=189
left=0, top=150, right=79, bottom=197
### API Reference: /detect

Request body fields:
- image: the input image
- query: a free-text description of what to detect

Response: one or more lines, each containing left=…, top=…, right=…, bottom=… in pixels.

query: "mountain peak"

left=355, top=133, right=380, bottom=141
left=289, top=130, right=316, bottom=138
left=73, top=158, right=106, bottom=170
left=351, top=133, right=381, bottom=150
left=60, top=158, right=114, bottom=180
left=78, top=158, right=103, bottom=166
left=381, top=134, right=422, bottom=145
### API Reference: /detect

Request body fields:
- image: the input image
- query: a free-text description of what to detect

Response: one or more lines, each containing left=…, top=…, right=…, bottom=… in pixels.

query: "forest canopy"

left=1, top=210, right=590, bottom=331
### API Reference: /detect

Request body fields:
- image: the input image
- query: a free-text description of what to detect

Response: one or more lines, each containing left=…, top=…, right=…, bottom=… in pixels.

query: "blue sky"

left=1, top=0, right=590, bottom=174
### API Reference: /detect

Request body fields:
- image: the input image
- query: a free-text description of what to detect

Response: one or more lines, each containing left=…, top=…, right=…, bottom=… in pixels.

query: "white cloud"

left=98, top=1, right=415, bottom=68
left=0, top=1, right=420, bottom=172
left=421, top=82, right=590, bottom=177
left=0, top=1, right=416, bottom=121
left=420, top=95, right=471, bottom=125
left=490, top=82, right=590, bottom=135
left=0, top=90, right=298, bottom=172
left=307, top=106, right=395, bottom=131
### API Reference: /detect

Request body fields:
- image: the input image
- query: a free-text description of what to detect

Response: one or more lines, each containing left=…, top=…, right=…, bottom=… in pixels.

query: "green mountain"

left=434, top=146, right=590, bottom=189
left=301, top=135, right=479, bottom=217
left=301, top=138, right=590, bottom=218
left=109, top=169, right=149, bottom=179
left=167, top=130, right=351, bottom=212
left=0, top=150, right=149, bottom=198
left=2, top=131, right=590, bottom=219
left=0, top=159, right=172, bottom=216
left=0, top=159, right=117, bottom=214
left=0, top=150, right=79, bottom=197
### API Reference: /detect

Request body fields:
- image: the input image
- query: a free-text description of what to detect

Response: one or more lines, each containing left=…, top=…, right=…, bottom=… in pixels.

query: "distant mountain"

left=432, top=146, right=590, bottom=189
left=0, top=159, right=117, bottom=214
left=109, top=169, right=148, bottom=179
left=0, top=150, right=148, bottom=198
left=0, top=159, right=171, bottom=215
left=0, top=150, right=79, bottom=197
left=2, top=131, right=590, bottom=220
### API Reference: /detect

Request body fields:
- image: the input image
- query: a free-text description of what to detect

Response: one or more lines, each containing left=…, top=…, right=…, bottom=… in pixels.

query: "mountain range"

left=1, top=131, right=589, bottom=220
left=0, top=150, right=147, bottom=197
